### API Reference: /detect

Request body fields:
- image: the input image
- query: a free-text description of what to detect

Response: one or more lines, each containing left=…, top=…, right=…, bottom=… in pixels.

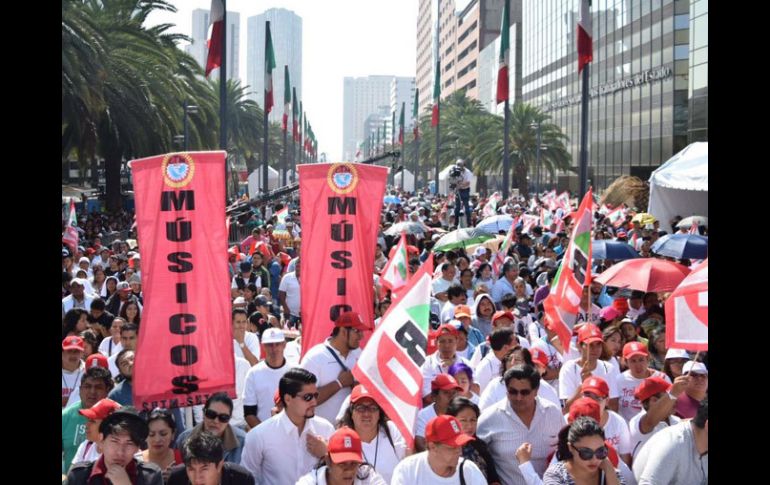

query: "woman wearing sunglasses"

left=543, top=416, right=623, bottom=485
left=175, top=392, right=247, bottom=464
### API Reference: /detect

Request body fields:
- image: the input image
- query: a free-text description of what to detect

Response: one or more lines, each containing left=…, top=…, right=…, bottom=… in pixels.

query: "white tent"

left=247, top=166, right=280, bottom=198
left=394, top=169, right=415, bottom=192
left=647, top=142, right=708, bottom=231
left=438, top=165, right=477, bottom=194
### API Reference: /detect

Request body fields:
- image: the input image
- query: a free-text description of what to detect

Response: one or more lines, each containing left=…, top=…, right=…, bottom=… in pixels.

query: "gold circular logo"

left=162, top=153, right=195, bottom=188
left=326, top=163, right=359, bottom=194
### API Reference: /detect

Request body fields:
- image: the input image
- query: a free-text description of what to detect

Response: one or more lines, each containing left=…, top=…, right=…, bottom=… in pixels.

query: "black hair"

left=79, top=329, right=101, bottom=353
left=182, top=431, right=224, bottom=466
left=205, top=392, right=234, bottom=414
left=693, top=397, right=708, bottom=429
left=500, top=293, right=517, bottom=309
left=475, top=262, right=492, bottom=280
left=121, top=322, right=138, bottom=335
left=279, top=368, right=317, bottom=406
left=441, top=262, right=452, bottom=272
left=99, top=407, right=148, bottom=446
left=503, top=364, right=540, bottom=389
left=147, top=408, right=177, bottom=438
left=339, top=398, right=396, bottom=451
left=489, top=327, right=516, bottom=351
left=246, top=283, right=259, bottom=294
left=447, top=284, right=466, bottom=300
left=501, top=261, right=517, bottom=278
left=91, top=298, right=106, bottom=311
left=62, top=308, right=88, bottom=341
left=232, top=308, right=248, bottom=320
left=83, top=365, right=115, bottom=392
left=555, top=416, right=605, bottom=461
left=446, top=396, right=480, bottom=419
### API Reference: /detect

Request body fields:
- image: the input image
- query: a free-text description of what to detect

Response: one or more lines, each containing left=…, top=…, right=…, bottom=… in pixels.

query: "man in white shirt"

left=431, top=263, right=457, bottom=302
left=232, top=309, right=260, bottom=366
left=392, top=415, right=487, bottom=485
left=476, top=364, right=563, bottom=484
left=616, top=341, right=670, bottom=422
left=278, top=264, right=301, bottom=325
left=243, top=328, right=291, bottom=427
left=240, top=368, right=335, bottom=484
left=473, top=328, right=517, bottom=393
left=300, top=311, right=368, bottom=424
left=107, top=323, right=137, bottom=378
left=439, top=285, right=468, bottom=323
left=420, top=324, right=473, bottom=400
left=62, top=278, right=95, bottom=318
left=414, top=374, right=463, bottom=452
left=628, top=376, right=685, bottom=459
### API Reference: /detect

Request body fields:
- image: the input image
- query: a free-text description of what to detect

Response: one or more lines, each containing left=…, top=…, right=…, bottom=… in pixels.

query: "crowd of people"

left=62, top=172, right=707, bottom=485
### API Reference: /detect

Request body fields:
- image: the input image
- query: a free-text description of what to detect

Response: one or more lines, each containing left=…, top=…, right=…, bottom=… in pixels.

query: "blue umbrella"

left=475, top=214, right=514, bottom=234
left=592, top=240, right=639, bottom=260
left=651, top=233, right=708, bottom=259
left=383, top=195, right=401, bottom=205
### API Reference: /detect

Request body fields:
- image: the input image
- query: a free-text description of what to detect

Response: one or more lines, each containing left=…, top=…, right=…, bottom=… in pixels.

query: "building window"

left=673, top=14, right=688, bottom=29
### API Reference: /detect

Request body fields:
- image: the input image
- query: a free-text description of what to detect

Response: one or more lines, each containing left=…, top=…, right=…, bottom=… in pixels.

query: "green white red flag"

left=543, top=188, right=594, bottom=352
left=496, top=0, right=510, bottom=103
left=482, top=192, right=503, bottom=217
left=204, top=0, right=224, bottom=77
left=352, top=255, right=433, bottom=448
left=380, top=232, right=410, bottom=296
left=431, top=60, right=440, bottom=127
left=264, top=22, right=276, bottom=114
left=62, top=199, right=79, bottom=253
left=399, top=102, right=405, bottom=145
left=492, top=216, right=519, bottom=275
left=282, top=66, right=291, bottom=132
left=605, top=206, right=626, bottom=228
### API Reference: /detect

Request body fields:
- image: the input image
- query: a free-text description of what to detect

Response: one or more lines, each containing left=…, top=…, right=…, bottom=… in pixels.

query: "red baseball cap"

left=435, top=323, right=459, bottom=337
left=454, top=305, right=472, bottom=319
left=79, top=398, right=121, bottom=421
left=492, top=311, right=515, bottom=325
left=529, top=347, right=550, bottom=368
left=568, top=397, right=601, bottom=423
left=612, top=298, right=629, bottom=315
left=62, top=336, right=85, bottom=352
left=85, top=353, right=109, bottom=370
left=582, top=376, right=610, bottom=399
left=578, top=323, right=603, bottom=344
left=623, top=341, right=649, bottom=359
left=431, top=374, right=463, bottom=392
left=334, top=311, right=371, bottom=331
left=425, top=415, right=475, bottom=447
left=350, top=384, right=376, bottom=404
left=328, top=427, right=363, bottom=464
left=634, top=376, right=672, bottom=402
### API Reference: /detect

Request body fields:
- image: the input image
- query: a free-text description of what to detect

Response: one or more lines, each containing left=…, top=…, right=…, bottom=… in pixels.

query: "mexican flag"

left=380, top=232, right=410, bottom=296
left=496, top=0, right=510, bottom=103
left=352, top=255, right=433, bottom=449
left=62, top=199, right=78, bottom=253
left=482, top=192, right=502, bottom=217
left=264, top=22, right=276, bottom=114
left=431, top=59, right=440, bottom=127
left=204, top=0, right=224, bottom=77
left=542, top=188, right=593, bottom=352
left=492, top=217, right=519, bottom=276
left=578, top=0, right=593, bottom=73
left=413, top=88, right=420, bottom=140
left=282, top=66, right=291, bottom=132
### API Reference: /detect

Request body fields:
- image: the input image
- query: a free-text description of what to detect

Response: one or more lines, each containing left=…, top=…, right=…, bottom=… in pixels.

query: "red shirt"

left=674, top=392, right=701, bottom=419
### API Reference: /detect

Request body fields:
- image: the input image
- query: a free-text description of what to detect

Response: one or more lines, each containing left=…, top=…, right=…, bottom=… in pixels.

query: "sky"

left=146, top=0, right=418, bottom=161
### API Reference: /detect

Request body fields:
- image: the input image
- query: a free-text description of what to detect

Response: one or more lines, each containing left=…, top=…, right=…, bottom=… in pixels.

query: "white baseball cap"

left=261, top=328, right=285, bottom=344
left=682, top=361, right=708, bottom=375
left=473, top=246, right=486, bottom=257
left=232, top=296, right=247, bottom=306
left=665, top=348, right=690, bottom=360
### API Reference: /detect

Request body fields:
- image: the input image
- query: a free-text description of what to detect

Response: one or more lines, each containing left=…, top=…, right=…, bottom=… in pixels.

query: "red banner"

left=299, top=163, right=388, bottom=358
left=131, top=151, right=235, bottom=411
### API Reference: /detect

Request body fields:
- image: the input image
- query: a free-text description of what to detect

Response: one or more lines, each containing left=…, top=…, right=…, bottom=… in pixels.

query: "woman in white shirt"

left=98, top=317, right=125, bottom=357
left=337, top=385, right=408, bottom=484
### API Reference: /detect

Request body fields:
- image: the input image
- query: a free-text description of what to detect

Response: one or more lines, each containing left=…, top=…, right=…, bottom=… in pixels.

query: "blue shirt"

left=268, top=261, right=282, bottom=298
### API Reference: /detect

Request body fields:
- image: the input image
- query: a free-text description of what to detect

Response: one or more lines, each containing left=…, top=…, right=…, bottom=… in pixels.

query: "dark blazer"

left=166, top=462, right=255, bottom=485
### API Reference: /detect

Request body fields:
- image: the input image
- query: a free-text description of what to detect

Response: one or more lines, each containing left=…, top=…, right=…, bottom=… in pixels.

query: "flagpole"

left=220, top=1, right=228, bottom=201
left=503, top=99, right=510, bottom=199
left=262, top=21, right=271, bottom=195
left=579, top=64, right=590, bottom=201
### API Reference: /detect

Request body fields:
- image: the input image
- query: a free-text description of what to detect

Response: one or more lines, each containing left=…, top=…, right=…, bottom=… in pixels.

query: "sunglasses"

left=507, top=387, right=533, bottom=396
left=352, top=404, right=380, bottom=414
left=571, top=444, right=609, bottom=461
left=296, top=392, right=320, bottom=402
left=203, top=409, right=231, bottom=423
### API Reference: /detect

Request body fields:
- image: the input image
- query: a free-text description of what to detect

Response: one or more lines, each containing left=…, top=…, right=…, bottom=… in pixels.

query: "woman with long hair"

left=139, top=408, right=183, bottom=481
left=90, top=266, right=106, bottom=296
left=602, top=325, right=626, bottom=374
left=98, top=317, right=124, bottom=357
left=102, top=275, right=119, bottom=299
left=447, top=397, right=501, bottom=485
left=663, top=348, right=690, bottom=382
left=119, top=300, right=141, bottom=327
left=62, top=308, right=89, bottom=341
left=297, top=427, right=386, bottom=485
left=542, top=417, right=622, bottom=485
left=646, top=327, right=667, bottom=371
left=473, top=263, right=496, bottom=290
left=79, top=329, right=101, bottom=358
left=338, top=385, right=407, bottom=484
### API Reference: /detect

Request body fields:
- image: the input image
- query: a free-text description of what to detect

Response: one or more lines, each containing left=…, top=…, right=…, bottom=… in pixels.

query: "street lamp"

left=530, top=121, right=542, bottom=195
left=182, top=100, right=199, bottom=151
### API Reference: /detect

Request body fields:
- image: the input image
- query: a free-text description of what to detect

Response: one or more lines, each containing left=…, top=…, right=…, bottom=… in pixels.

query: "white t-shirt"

left=439, top=301, right=458, bottom=323
left=233, top=331, right=261, bottom=361
left=230, top=356, right=251, bottom=429
left=97, top=338, right=122, bottom=357
left=558, top=358, right=621, bottom=400
left=71, top=440, right=101, bottom=467
left=360, top=422, right=408, bottom=484
left=431, top=277, right=454, bottom=297
left=628, top=409, right=682, bottom=459
left=616, top=370, right=671, bottom=422
left=473, top=352, right=502, bottom=394
left=602, top=410, right=632, bottom=455
left=278, top=272, right=301, bottom=316
left=300, top=341, right=361, bottom=424
left=243, top=359, right=291, bottom=422
left=391, top=452, right=487, bottom=485
left=284, top=339, right=302, bottom=367
left=414, top=404, right=438, bottom=438
left=297, top=465, right=387, bottom=485
left=62, top=362, right=85, bottom=408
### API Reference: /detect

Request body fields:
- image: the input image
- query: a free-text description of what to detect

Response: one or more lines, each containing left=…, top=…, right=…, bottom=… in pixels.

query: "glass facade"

left=688, top=0, right=707, bottom=142
left=521, top=0, right=700, bottom=190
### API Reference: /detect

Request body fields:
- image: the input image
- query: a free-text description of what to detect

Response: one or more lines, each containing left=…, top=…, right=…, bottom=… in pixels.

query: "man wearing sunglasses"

left=177, top=393, right=246, bottom=465
left=241, top=368, right=335, bottom=484
left=476, top=364, right=563, bottom=484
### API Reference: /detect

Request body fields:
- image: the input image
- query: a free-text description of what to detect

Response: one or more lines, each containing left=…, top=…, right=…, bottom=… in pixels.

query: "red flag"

left=205, top=0, right=224, bottom=77
left=665, top=259, right=708, bottom=351
left=298, top=163, right=388, bottom=359
left=131, top=151, right=235, bottom=410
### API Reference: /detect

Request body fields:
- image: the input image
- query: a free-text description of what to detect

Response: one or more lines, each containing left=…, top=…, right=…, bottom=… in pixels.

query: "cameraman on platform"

left=449, top=159, right=473, bottom=229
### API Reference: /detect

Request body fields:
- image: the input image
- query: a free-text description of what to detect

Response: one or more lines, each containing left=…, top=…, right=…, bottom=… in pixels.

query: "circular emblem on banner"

left=162, top=153, right=195, bottom=188
left=327, top=163, right=359, bottom=194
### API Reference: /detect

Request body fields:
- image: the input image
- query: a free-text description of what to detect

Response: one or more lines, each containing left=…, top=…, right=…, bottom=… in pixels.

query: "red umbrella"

left=665, top=259, right=708, bottom=351
left=593, top=258, right=691, bottom=293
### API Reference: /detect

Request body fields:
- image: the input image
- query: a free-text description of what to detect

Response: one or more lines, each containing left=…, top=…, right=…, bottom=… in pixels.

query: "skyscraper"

left=247, top=9, right=302, bottom=124
left=342, top=76, right=398, bottom=161
left=189, top=8, right=240, bottom=81
left=391, top=77, right=417, bottom=135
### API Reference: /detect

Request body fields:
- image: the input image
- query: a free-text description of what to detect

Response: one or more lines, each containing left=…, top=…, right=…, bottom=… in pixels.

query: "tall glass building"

left=522, top=0, right=702, bottom=190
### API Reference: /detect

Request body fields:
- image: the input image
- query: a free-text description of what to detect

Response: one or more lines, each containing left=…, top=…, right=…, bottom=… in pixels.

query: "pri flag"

left=521, top=214, right=540, bottom=234
left=380, top=232, right=411, bottom=297
left=665, top=259, right=708, bottom=351
left=352, top=255, right=434, bottom=448
left=204, top=0, right=224, bottom=77
left=299, top=163, right=388, bottom=358
left=556, top=191, right=572, bottom=211
left=543, top=188, right=594, bottom=352
left=482, top=192, right=503, bottom=217
left=540, top=208, right=553, bottom=228
left=62, top=199, right=79, bottom=253
left=131, top=152, right=235, bottom=410
left=492, top=218, right=519, bottom=276
left=605, top=206, right=626, bottom=228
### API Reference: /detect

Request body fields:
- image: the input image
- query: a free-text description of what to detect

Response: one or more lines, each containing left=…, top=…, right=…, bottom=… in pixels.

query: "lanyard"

left=361, top=432, right=380, bottom=471
left=326, top=345, right=349, bottom=372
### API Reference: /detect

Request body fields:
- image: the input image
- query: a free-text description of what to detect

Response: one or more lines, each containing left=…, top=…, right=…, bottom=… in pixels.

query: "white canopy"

left=438, top=165, right=477, bottom=194
left=394, top=169, right=415, bottom=192
left=247, top=166, right=280, bottom=198
left=647, top=142, right=708, bottom=230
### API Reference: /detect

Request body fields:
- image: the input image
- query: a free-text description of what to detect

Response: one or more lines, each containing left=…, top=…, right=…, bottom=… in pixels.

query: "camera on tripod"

left=448, top=165, right=463, bottom=190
